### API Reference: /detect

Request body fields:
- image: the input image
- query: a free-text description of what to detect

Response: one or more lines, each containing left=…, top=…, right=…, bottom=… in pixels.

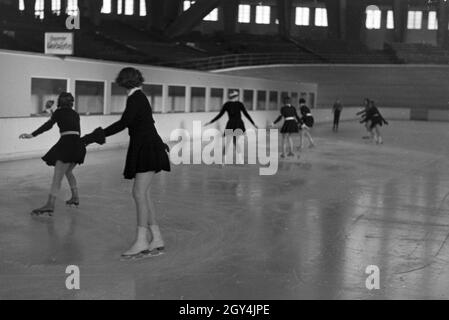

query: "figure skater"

left=332, top=99, right=343, bottom=132
left=298, top=98, right=315, bottom=148
left=205, top=91, right=258, bottom=164
left=81, top=67, right=170, bottom=260
left=19, top=93, right=86, bottom=217
left=361, top=100, right=388, bottom=144
left=357, top=98, right=372, bottom=139
left=272, top=96, right=302, bottom=158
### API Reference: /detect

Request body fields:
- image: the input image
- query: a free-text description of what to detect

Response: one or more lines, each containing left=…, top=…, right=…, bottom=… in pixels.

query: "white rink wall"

left=0, top=107, right=411, bottom=161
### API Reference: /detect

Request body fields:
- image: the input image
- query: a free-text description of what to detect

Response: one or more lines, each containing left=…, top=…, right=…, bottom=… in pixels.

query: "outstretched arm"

left=31, top=114, right=57, bottom=137
left=103, top=101, right=138, bottom=137
left=240, top=104, right=257, bottom=128
left=206, top=105, right=226, bottom=125
left=273, top=114, right=283, bottom=124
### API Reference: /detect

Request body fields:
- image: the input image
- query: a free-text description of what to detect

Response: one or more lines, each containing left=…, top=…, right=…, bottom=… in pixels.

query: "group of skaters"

left=357, top=98, right=389, bottom=144
left=18, top=66, right=388, bottom=260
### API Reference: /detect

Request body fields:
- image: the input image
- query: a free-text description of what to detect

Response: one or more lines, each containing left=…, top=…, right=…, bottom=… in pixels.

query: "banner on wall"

left=44, top=33, right=74, bottom=55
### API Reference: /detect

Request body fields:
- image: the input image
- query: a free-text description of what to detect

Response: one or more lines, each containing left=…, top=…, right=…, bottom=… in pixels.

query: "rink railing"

left=157, top=52, right=397, bottom=71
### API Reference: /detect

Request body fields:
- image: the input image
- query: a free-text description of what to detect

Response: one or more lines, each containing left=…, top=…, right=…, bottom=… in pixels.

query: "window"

left=101, top=0, right=112, bottom=14
left=31, top=78, right=67, bottom=115
left=291, top=92, right=298, bottom=104
left=167, top=86, right=186, bottom=113
left=210, top=88, right=224, bottom=111
left=309, top=93, right=315, bottom=109
left=238, top=4, right=251, bottom=23
left=52, top=0, right=61, bottom=15
left=366, top=5, right=381, bottom=29
left=243, top=90, right=254, bottom=110
left=255, top=5, right=270, bottom=24
left=183, top=0, right=193, bottom=11
left=204, top=8, right=218, bottom=21
left=111, top=83, right=128, bottom=114
left=117, top=0, right=123, bottom=14
left=140, top=0, right=146, bottom=16
left=125, top=0, right=134, bottom=15
left=295, top=7, right=310, bottom=26
left=386, top=10, right=394, bottom=29
left=190, top=87, right=206, bottom=112
left=19, top=0, right=25, bottom=11
left=35, top=0, right=44, bottom=19
left=75, top=81, right=105, bottom=115
left=142, top=84, right=163, bottom=113
left=407, top=11, right=422, bottom=29
left=257, top=91, right=267, bottom=110
left=67, top=0, right=78, bottom=16
left=268, top=91, right=278, bottom=110
left=184, top=1, right=217, bottom=21
left=315, top=8, right=328, bottom=27
left=428, top=11, right=438, bottom=30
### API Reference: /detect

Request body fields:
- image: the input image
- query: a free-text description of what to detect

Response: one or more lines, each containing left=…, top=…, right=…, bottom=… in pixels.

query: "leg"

left=280, top=134, right=286, bottom=157
left=146, top=181, right=165, bottom=252
left=65, top=163, right=79, bottom=206
left=222, top=135, right=234, bottom=164
left=32, top=161, right=71, bottom=216
left=304, top=128, right=315, bottom=147
left=374, top=125, right=382, bottom=144
left=299, top=130, right=303, bottom=149
left=122, top=172, right=154, bottom=256
left=287, top=134, right=294, bottom=156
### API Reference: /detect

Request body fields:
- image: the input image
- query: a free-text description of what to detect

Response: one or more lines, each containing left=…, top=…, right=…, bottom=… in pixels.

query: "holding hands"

left=19, top=133, right=33, bottom=139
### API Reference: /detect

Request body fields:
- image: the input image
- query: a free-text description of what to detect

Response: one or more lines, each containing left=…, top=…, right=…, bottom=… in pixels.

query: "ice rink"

left=1, top=120, right=449, bottom=300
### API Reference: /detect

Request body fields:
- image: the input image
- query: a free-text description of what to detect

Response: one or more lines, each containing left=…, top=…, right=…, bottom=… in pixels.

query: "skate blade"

left=120, top=249, right=164, bottom=261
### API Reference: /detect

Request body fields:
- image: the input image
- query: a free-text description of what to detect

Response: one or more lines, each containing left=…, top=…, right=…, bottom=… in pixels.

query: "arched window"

left=101, top=0, right=112, bottom=14
left=386, top=10, right=394, bottom=29
left=35, top=0, right=44, bottom=19
left=52, top=0, right=61, bottom=15
left=407, top=10, right=422, bottom=29
left=295, top=7, right=310, bottom=26
left=140, top=0, right=146, bottom=16
left=117, top=0, right=123, bottom=14
left=428, top=11, right=438, bottom=30
left=19, top=0, right=25, bottom=11
left=238, top=4, right=251, bottom=23
left=124, top=0, right=134, bottom=15
left=366, top=5, right=381, bottom=29
left=67, top=0, right=78, bottom=16
left=315, top=8, right=328, bottom=27
left=255, top=5, right=271, bottom=24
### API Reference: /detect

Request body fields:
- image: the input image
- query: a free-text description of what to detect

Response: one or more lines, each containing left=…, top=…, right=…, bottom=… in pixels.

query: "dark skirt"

left=124, top=136, right=171, bottom=180
left=303, top=116, right=315, bottom=128
left=280, top=120, right=299, bottom=134
left=225, top=119, right=246, bottom=133
left=370, top=117, right=383, bottom=129
left=42, top=135, right=86, bottom=167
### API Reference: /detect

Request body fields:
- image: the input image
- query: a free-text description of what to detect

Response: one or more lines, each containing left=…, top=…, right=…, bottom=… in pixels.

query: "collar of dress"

left=128, top=87, right=142, bottom=97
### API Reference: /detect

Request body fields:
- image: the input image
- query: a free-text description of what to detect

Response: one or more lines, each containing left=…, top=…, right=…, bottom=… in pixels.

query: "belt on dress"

left=285, top=117, right=296, bottom=121
left=61, top=131, right=80, bottom=136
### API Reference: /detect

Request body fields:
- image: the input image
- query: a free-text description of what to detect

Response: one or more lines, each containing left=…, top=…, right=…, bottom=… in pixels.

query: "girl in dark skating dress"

left=273, top=96, right=302, bottom=158
left=357, top=98, right=372, bottom=139
left=82, top=67, right=170, bottom=259
left=361, top=100, right=388, bottom=144
left=299, top=98, right=315, bottom=148
left=205, top=91, right=258, bottom=164
left=19, top=93, right=86, bottom=217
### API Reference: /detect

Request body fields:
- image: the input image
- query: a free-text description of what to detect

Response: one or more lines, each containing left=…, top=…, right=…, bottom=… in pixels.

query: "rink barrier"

left=0, top=107, right=413, bottom=162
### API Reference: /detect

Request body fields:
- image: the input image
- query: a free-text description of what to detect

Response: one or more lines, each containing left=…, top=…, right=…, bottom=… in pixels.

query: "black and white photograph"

left=1, top=0, right=449, bottom=304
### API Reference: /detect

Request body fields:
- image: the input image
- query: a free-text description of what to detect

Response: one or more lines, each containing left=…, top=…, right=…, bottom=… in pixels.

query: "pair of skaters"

left=19, top=78, right=259, bottom=259
left=357, top=98, right=388, bottom=144
left=20, top=67, right=170, bottom=260
left=273, top=97, right=315, bottom=158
